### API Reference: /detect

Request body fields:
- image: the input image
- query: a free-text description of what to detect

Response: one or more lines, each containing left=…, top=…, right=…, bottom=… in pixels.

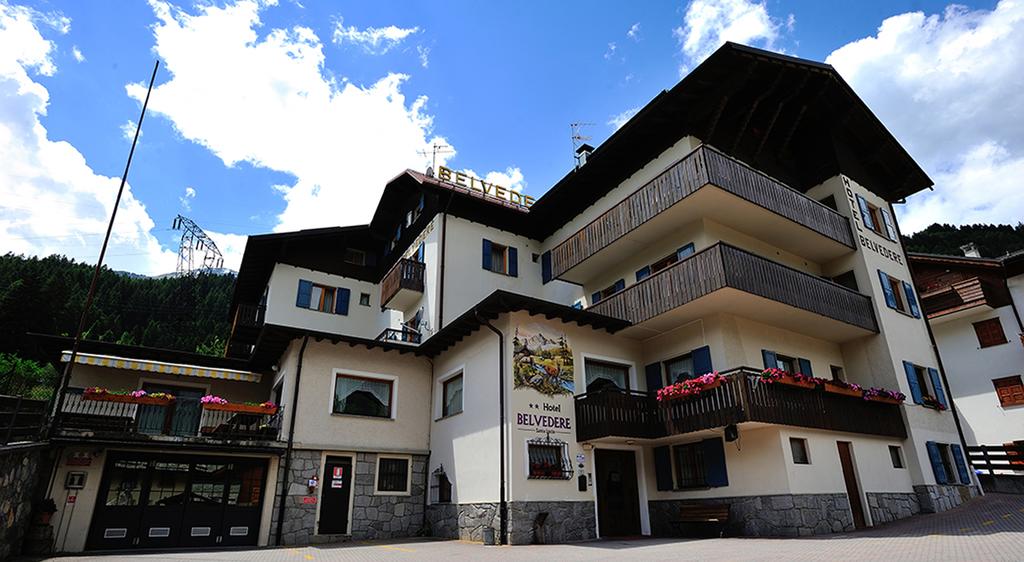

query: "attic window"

left=344, top=248, right=366, bottom=266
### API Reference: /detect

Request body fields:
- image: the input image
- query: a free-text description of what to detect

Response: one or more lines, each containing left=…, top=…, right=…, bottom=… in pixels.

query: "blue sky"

left=1, top=0, right=1021, bottom=274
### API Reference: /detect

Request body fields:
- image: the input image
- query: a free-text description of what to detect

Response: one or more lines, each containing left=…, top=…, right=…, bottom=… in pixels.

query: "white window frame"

left=374, top=454, right=413, bottom=496
left=789, top=437, right=811, bottom=465
left=580, top=353, right=637, bottom=393
left=436, top=366, right=465, bottom=420
left=329, top=369, right=399, bottom=420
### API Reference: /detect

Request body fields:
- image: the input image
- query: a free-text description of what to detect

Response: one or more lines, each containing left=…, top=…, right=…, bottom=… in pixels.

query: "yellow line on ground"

left=1003, top=514, right=1013, bottom=518
left=304, top=555, right=314, bottom=560
left=982, top=520, right=995, bottom=525
left=379, top=545, right=417, bottom=553
left=959, top=528, right=971, bottom=532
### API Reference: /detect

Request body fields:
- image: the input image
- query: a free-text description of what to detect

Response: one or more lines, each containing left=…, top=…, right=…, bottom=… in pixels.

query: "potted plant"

left=823, top=379, right=863, bottom=398
left=33, top=498, right=57, bottom=525
left=84, top=387, right=175, bottom=405
left=656, top=372, right=724, bottom=402
left=864, top=387, right=906, bottom=405
left=201, top=395, right=279, bottom=415
left=759, top=368, right=820, bottom=390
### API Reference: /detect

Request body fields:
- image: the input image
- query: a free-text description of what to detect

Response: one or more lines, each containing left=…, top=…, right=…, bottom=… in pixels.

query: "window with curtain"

left=334, top=374, right=393, bottom=418
left=443, top=374, right=463, bottom=417
left=584, top=359, right=629, bottom=392
left=664, top=354, right=694, bottom=385
left=376, top=457, right=410, bottom=493
left=527, top=440, right=571, bottom=479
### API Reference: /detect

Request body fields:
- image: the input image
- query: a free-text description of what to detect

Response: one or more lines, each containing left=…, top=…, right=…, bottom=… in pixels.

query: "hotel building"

left=39, top=43, right=977, bottom=552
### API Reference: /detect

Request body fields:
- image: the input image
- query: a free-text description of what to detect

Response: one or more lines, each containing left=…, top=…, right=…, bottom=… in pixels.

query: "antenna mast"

left=172, top=214, right=225, bottom=275
left=570, top=122, right=594, bottom=168
left=418, top=142, right=454, bottom=177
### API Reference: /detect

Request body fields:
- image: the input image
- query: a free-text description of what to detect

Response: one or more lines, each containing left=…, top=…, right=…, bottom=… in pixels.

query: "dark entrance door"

left=837, top=441, right=867, bottom=529
left=318, top=456, right=353, bottom=534
left=595, top=449, right=641, bottom=537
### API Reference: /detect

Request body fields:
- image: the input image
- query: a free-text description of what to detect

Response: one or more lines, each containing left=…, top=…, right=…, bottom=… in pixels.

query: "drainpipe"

left=475, top=309, right=507, bottom=545
left=275, top=335, right=309, bottom=546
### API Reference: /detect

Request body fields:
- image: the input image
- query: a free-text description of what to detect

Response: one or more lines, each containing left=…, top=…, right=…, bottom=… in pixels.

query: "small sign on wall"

left=333, top=466, right=344, bottom=479
left=302, top=496, right=317, bottom=505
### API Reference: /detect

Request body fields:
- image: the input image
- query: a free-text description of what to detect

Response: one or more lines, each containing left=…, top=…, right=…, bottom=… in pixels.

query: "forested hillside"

left=903, top=223, right=1024, bottom=258
left=0, top=253, right=235, bottom=360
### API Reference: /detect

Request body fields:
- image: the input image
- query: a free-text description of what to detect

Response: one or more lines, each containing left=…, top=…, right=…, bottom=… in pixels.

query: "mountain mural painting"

left=513, top=324, right=574, bottom=396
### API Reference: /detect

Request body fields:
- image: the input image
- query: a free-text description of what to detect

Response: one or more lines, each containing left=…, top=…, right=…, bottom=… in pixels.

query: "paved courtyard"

left=38, top=493, right=1024, bottom=562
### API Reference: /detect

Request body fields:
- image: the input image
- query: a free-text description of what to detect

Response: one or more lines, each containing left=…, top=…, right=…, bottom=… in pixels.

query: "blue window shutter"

left=507, top=247, right=518, bottom=277
left=613, top=279, right=625, bottom=293
left=636, top=266, right=651, bottom=282
left=417, top=242, right=425, bottom=263
left=482, top=239, right=493, bottom=271
left=928, top=368, right=947, bottom=408
left=857, top=194, right=875, bottom=230
left=903, top=281, right=921, bottom=318
left=878, top=270, right=897, bottom=309
left=591, top=291, right=601, bottom=305
left=926, top=441, right=948, bottom=484
left=904, top=361, right=924, bottom=404
left=296, top=279, right=313, bottom=308
left=677, top=243, right=695, bottom=260
left=702, top=438, right=729, bottom=487
left=881, top=208, right=899, bottom=241
left=541, top=251, right=552, bottom=284
left=950, top=444, right=970, bottom=484
left=761, top=349, right=777, bottom=369
left=335, top=287, right=350, bottom=315
left=693, top=346, right=712, bottom=376
left=797, top=358, right=813, bottom=376
left=645, top=362, right=663, bottom=391
left=653, top=446, right=673, bottom=491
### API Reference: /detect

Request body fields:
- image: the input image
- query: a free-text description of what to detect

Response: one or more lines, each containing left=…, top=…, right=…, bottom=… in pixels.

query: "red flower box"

left=777, top=375, right=817, bottom=390
left=824, top=382, right=863, bottom=398
left=866, top=395, right=901, bottom=405
left=83, top=390, right=174, bottom=406
left=202, top=402, right=278, bottom=415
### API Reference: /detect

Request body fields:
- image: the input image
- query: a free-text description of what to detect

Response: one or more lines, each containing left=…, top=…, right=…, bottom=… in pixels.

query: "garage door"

left=87, top=452, right=269, bottom=550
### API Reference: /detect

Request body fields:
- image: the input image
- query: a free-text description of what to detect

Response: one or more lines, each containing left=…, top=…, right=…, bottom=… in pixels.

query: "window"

left=442, top=373, right=463, bottom=417
left=664, top=354, right=694, bottom=386
left=333, top=374, right=393, bottom=418
left=889, top=445, right=905, bottom=469
left=343, top=248, right=366, bottom=266
left=926, top=441, right=969, bottom=485
left=296, top=280, right=349, bottom=315
left=375, top=456, right=410, bottom=494
left=819, top=195, right=837, bottom=211
left=878, top=270, right=920, bottom=318
left=359, top=292, right=371, bottom=307
left=775, top=354, right=797, bottom=373
left=527, top=438, right=571, bottom=479
left=903, top=361, right=948, bottom=410
left=430, top=468, right=452, bottom=504
left=673, top=442, right=706, bottom=488
left=105, top=460, right=147, bottom=506
left=482, top=239, right=517, bottom=276
left=310, top=284, right=335, bottom=313
left=974, top=318, right=1008, bottom=348
left=993, top=376, right=1024, bottom=408
left=913, top=365, right=931, bottom=398
left=790, top=438, right=810, bottom=465
left=831, top=270, right=858, bottom=291
left=636, top=243, right=695, bottom=281
left=938, top=444, right=955, bottom=483
left=591, top=279, right=625, bottom=305
left=830, top=365, right=846, bottom=382
left=584, top=359, right=629, bottom=392
left=856, top=194, right=898, bottom=241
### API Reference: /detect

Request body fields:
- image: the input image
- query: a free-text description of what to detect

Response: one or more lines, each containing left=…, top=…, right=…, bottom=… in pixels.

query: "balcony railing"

left=381, top=258, right=426, bottom=310
left=0, top=394, right=48, bottom=446
left=376, top=327, right=422, bottom=344
left=233, top=303, right=266, bottom=330
left=548, top=144, right=854, bottom=279
left=574, top=368, right=907, bottom=442
left=589, top=243, right=878, bottom=333
left=54, top=389, right=284, bottom=444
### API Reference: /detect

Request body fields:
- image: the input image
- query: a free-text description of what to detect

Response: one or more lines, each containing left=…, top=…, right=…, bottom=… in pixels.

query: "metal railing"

left=376, top=327, right=422, bottom=344
left=0, top=394, right=48, bottom=446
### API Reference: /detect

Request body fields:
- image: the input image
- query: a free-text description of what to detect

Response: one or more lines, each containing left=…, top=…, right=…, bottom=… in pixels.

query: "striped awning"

left=60, top=351, right=261, bottom=383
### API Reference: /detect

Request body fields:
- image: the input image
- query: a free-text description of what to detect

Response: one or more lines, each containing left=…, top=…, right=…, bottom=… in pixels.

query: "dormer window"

left=343, top=248, right=365, bottom=266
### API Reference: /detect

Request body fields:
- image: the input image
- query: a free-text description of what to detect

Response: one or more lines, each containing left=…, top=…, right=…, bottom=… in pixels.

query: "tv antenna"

left=570, top=122, right=595, bottom=168
left=419, top=142, right=454, bottom=177
left=172, top=214, right=224, bottom=275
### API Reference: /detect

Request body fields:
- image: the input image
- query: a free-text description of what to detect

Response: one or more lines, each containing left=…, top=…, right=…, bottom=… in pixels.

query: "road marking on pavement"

left=304, top=555, right=314, bottom=560
left=1003, top=514, right=1013, bottom=519
left=982, top=520, right=995, bottom=525
left=379, top=545, right=417, bottom=553
left=959, top=528, right=970, bottom=532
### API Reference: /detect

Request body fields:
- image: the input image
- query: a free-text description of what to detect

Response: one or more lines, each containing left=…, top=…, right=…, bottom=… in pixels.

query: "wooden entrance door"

left=595, top=449, right=641, bottom=537
left=318, top=456, right=353, bottom=534
left=836, top=441, right=867, bottom=529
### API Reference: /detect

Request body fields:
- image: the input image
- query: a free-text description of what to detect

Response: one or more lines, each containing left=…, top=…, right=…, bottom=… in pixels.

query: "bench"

left=671, top=504, right=730, bottom=537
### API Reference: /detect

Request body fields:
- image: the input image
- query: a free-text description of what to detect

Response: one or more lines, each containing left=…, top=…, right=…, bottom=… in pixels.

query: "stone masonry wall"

left=426, top=501, right=595, bottom=544
left=0, top=446, right=44, bottom=559
left=649, top=494, right=855, bottom=538
left=866, top=492, right=920, bottom=525
left=425, top=502, right=498, bottom=542
left=914, top=484, right=979, bottom=514
left=270, top=449, right=321, bottom=546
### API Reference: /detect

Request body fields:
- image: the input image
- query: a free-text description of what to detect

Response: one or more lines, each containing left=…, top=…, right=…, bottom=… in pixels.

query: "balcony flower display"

left=758, top=368, right=822, bottom=390
left=823, top=379, right=864, bottom=398
left=922, top=395, right=947, bottom=411
left=83, top=387, right=175, bottom=405
left=200, top=395, right=279, bottom=415
left=864, top=387, right=907, bottom=405
left=656, top=372, right=724, bottom=402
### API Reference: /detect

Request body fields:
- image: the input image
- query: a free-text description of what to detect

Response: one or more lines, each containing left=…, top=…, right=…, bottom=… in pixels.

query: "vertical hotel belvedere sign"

left=512, top=324, right=574, bottom=434
left=437, top=166, right=535, bottom=208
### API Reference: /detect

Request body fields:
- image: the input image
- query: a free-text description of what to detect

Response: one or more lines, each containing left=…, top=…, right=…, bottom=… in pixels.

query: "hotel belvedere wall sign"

left=513, top=323, right=574, bottom=434
left=437, top=166, right=536, bottom=208
left=843, top=176, right=904, bottom=266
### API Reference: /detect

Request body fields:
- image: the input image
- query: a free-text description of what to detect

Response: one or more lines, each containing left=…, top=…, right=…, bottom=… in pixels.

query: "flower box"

left=824, top=382, right=862, bottom=398
left=866, top=395, right=901, bottom=405
left=83, top=391, right=174, bottom=406
left=777, top=375, right=817, bottom=390
left=656, top=372, right=724, bottom=402
left=202, top=402, right=278, bottom=415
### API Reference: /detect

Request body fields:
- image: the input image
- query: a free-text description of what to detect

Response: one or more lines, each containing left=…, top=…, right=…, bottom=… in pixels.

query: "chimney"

left=960, top=242, right=981, bottom=258
left=574, top=144, right=595, bottom=169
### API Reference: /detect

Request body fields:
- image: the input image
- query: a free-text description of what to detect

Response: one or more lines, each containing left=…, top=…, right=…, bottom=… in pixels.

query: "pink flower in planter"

left=201, top=395, right=228, bottom=405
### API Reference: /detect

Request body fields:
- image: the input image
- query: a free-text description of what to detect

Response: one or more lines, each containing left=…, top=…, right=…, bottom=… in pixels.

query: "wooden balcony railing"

left=574, top=368, right=907, bottom=442
left=381, top=258, right=426, bottom=308
left=589, top=243, right=878, bottom=332
left=548, top=144, right=854, bottom=279
left=233, top=303, right=266, bottom=329
left=0, top=394, right=48, bottom=446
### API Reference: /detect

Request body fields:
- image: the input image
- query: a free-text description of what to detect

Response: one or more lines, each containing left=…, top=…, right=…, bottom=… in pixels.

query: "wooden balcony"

left=589, top=243, right=878, bottom=340
left=574, top=368, right=907, bottom=442
left=920, top=276, right=1010, bottom=323
left=548, top=145, right=854, bottom=283
left=381, top=258, right=426, bottom=311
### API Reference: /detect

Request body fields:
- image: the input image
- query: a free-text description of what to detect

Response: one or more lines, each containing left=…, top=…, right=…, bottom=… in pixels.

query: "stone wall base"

left=866, top=492, right=920, bottom=525
left=425, top=501, right=596, bottom=544
left=0, top=446, right=44, bottom=559
left=649, top=494, right=854, bottom=538
left=914, top=484, right=980, bottom=514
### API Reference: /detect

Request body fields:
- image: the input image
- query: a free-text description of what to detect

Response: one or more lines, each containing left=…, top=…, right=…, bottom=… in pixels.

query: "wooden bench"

left=671, top=504, right=730, bottom=537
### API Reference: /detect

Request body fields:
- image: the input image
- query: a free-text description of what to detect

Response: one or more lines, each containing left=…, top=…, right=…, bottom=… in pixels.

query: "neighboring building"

left=908, top=249, right=1024, bottom=448
left=39, top=42, right=977, bottom=553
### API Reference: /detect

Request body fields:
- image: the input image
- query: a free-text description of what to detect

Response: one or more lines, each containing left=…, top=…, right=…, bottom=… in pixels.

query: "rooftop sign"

left=437, top=166, right=535, bottom=208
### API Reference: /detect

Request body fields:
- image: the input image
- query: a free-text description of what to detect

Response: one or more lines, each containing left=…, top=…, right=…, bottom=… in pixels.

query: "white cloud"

left=461, top=167, right=525, bottom=193
left=131, top=0, right=515, bottom=233
left=120, top=119, right=140, bottom=142
left=416, top=45, right=429, bottom=68
left=179, top=186, right=196, bottom=210
left=0, top=3, right=176, bottom=275
left=627, top=22, right=641, bottom=41
left=205, top=230, right=247, bottom=271
left=674, top=0, right=791, bottom=73
left=608, top=106, right=640, bottom=130
left=825, top=1, right=1024, bottom=232
left=71, top=45, right=84, bottom=62
left=604, top=42, right=617, bottom=60
left=332, top=16, right=418, bottom=54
